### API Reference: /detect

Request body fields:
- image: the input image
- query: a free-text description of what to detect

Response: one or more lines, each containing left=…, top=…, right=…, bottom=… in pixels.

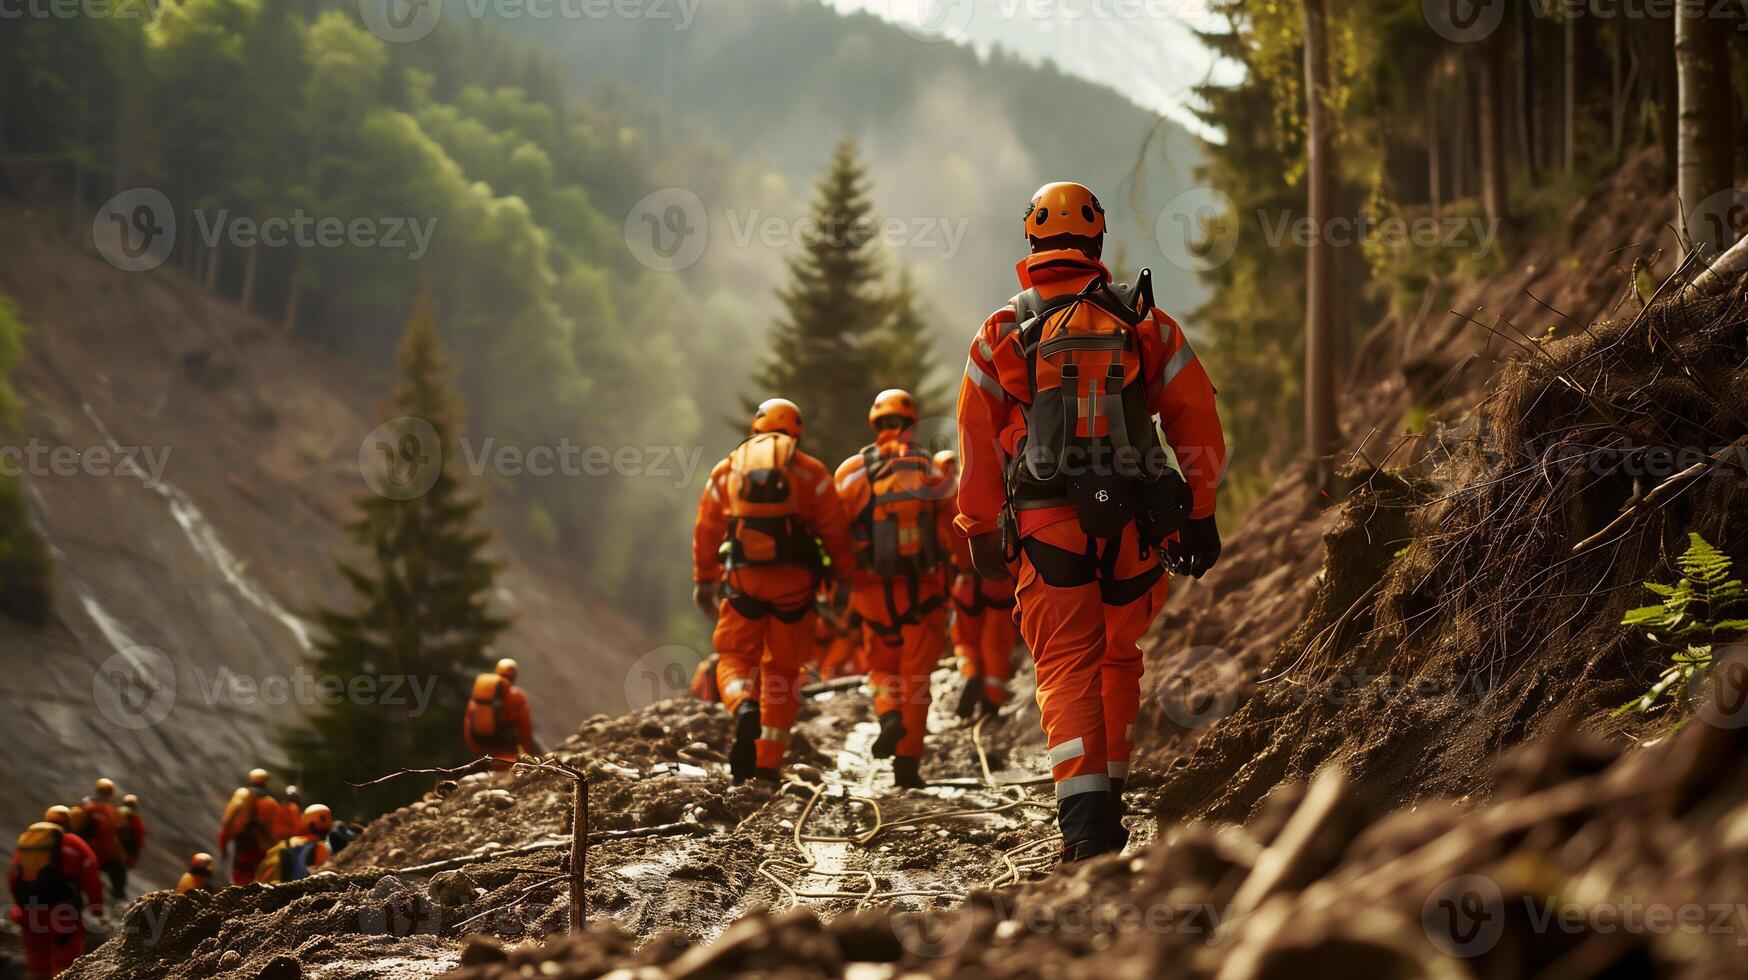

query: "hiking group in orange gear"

left=689, top=182, right=1224, bottom=858
left=216, top=768, right=346, bottom=887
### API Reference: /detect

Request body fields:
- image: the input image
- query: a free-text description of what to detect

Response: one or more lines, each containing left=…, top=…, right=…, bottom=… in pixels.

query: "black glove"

left=968, top=532, right=1011, bottom=581
left=955, top=675, right=985, bottom=719
left=1166, top=516, right=1221, bottom=579
left=692, top=582, right=720, bottom=620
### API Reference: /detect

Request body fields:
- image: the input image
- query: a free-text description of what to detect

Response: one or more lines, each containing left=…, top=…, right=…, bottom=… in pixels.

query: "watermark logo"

left=1686, top=185, right=1748, bottom=260
left=624, top=645, right=707, bottom=711
left=1158, top=645, right=1242, bottom=729
left=888, top=0, right=976, bottom=42
left=626, top=188, right=709, bottom=272
left=359, top=0, right=441, bottom=43
left=93, top=646, right=177, bottom=731
left=1692, top=643, right=1748, bottom=731
left=1422, top=873, right=1506, bottom=957
left=93, top=188, right=175, bottom=272
left=359, top=416, right=443, bottom=501
left=1155, top=187, right=1237, bottom=273
left=1422, top=0, right=1506, bottom=42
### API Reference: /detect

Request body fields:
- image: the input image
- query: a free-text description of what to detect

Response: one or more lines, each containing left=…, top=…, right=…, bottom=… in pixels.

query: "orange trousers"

left=951, top=574, right=1019, bottom=705
left=713, top=566, right=817, bottom=769
left=1014, top=520, right=1167, bottom=802
left=852, top=574, right=946, bottom=759
left=21, top=926, right=85, bottom=977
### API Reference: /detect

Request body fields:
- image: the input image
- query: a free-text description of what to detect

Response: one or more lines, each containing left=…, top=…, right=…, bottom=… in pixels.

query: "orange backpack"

left=466, top=674, right=518, bottom=750
left=13, top=823, right=79, bottom=910
left=1010, top=270, right=1188, bottom=540
left=855, top=442, right=940, bottom=577
left=222, top=788, right=274, bottom=851
left=723, top=432, right=816, bottom=569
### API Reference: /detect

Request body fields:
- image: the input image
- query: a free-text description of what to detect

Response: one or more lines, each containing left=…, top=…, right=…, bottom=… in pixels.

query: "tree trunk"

left=240, top=247, right=260, bottom=310
left=1301, top=0, right=1340, bottom=483
left=1426, top=72, right=1443, bottom=217
left=1656, top=17, right=1679, bottom=188
left=283, top=281, right=302, bottom=334
left=1676, top=6, right=1735, bottom=257
left=1515, top=4, right=1538, bottom=184
left=1477, top=33, right=1510, bottom=224
left=1564, top=15, right=1578, bottom=175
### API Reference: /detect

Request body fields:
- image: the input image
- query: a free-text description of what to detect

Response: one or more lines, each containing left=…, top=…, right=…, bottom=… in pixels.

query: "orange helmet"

left=190, top=853, right=214, bottom=873
left=495, top=658, right=519, bottom=681
left=248, top=768, right=271, bottom=786
left=932, top=449, right=958, bottom=476
left=123, top=794, right=140, bottom=807
left=95, top=778, right=117, bottom=797
left=43, top=805, right=71, bottom=827
left=750, top=398, right=803, bottom=439
left=303, top=804, right=334, bottom=834
left=1024, top=182, right=1105, bottom=257
left=869, top=389, right=918, bottom=429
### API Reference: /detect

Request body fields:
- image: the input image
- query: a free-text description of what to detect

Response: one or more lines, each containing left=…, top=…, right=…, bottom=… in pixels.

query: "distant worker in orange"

left=176, top=853, right=215, bottom=895
left=812, top=584, right=862, bottom=681
left=835, top=390, right=955, bottom=789
left=955, top=182, right=1226, bottom=862
left=218, top=768, right=290, bottom=886
left=465, top=658, right=542, bottom=770
left=10, top=808, right=103, bottom=978
left=256, top=805, right=333, bottom=884
left=82, top=778, right=128, bottom=900
left=694, top=398, right=856, bottom=782
left=935, top=450, right=1020, bottom=719
left=116, top=793, right=147, bottom=873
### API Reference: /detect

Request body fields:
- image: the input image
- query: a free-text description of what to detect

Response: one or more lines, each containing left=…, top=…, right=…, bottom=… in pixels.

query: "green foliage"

left=284, top=287, right=507, bottom=819
left=1617, top=533, right=1748, bottom=717
left=0, top=295, right=52, bottom=624
left=750, top=139, right=937, bottom=464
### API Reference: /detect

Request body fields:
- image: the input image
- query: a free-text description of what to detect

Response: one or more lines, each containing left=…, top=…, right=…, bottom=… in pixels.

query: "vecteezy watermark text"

left=0, top=440, right=171, bottom=487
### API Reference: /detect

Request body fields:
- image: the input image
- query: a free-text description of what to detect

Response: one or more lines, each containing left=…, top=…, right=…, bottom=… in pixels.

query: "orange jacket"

left=118, top=806, right=147, bottom=866
left=466, top=675, right=535, bottom=755
left=175, top=869, right=211, bottom=895
left=693, top=444, right=856, bottom=587
left=217, top=789, right=290, bottom=852
left=833, top=430, right=956, bottom=589
left=80, top=800, right=123, bottom=863
left=955, top=250, right=1226, bottom=539
left=9, top=828, right=102, bottom=933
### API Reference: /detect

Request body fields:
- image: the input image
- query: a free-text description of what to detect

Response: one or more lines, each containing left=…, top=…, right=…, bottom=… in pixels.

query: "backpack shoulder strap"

left=1105, top=267, right=1154, bottom=323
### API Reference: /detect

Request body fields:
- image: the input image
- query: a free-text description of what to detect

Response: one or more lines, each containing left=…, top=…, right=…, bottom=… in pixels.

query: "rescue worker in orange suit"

left=82, top=778, right=128, bottom=900
left=218, top=768, right=293, bottom=886
left=955, top=182, right=1226, bottom=863
left=255, top=804, right=333, bottom=884
left=116, top=793, right=147, bottom=873
left=176, top=853, right=215, bottom=895
left=11, top=806, right=103, bottom=978
left=813, top=584, right=863, bottom=681
left=694, top=398, right=856, bottom=783
left=465, top=658, right=543, bottom=770
left=835, top=390, right=956, bottom=789
left=936, top=450, right=1020, bottom=719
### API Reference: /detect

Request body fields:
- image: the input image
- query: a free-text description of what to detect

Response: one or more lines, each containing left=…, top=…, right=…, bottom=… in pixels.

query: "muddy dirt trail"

left=63, top=661, right=1103, bottom=979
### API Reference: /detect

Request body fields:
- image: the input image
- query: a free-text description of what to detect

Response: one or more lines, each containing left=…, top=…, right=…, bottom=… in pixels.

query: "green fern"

left=1617, top=533, right=1748, bottom=716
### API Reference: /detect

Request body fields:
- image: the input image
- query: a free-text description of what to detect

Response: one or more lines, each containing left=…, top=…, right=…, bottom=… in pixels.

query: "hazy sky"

left=825, top=0, right=1241, bottom=141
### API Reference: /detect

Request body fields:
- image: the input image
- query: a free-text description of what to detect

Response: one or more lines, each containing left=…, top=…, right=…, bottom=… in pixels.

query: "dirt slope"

left=0, top=203, right=647, bottom=893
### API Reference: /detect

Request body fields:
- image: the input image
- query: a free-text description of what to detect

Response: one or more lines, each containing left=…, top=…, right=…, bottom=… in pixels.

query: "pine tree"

left=284, top=284, right=508, bottom=819
left=750, top=138, right=889, bottom=464
left=866, top=265, right=947, bottom=415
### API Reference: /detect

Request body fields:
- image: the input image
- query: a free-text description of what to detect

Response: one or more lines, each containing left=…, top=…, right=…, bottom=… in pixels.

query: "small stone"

left=219, top=950, right=242, bottom=969
left=428, top=869, right=477, bottom=907
left=369, top=875, right=408, bottom=900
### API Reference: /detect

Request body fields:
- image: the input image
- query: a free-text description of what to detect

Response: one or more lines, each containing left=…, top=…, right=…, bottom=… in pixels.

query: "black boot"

left=1109, top=778, right=1130, bottom=853
left=730, top=700, right=760, bottom=783
left=753, top=766, right=782, bottom=784
left=955, top=676, right=985, bottom=719
left=1056, top=789, right=1113, bottom=868
left=892, top=756, right=926, bottom=789
left=871, top=710, right=906, bottom=759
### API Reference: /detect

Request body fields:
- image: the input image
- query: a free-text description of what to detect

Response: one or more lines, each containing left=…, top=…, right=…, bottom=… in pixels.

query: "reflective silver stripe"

left=1125, top=723, right=1136, bottom=742
left=723, top=679, right=751, bottom=696
left=708, top=482, right=723, bottom=501
left=965, top=356, right=1002, bottom=397
left=1055, top=773, right=1112, bottom=799
left=1156, top=313, right=1172, bottom=345
left=977, top=338, right=995, bottom=361
left=836, top=470, right=865, bottom=493
left=759, top=726, right=791, bottom=743
left=985, top=677, right=1007, bottom=691
left=1047, top=737, right=1086, bottom=768
left=814, top=476, right=833, bottom=498
left=1108, top=761, right=1129, bottom=779
left=1160, top=343, right=1197, bottom=388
